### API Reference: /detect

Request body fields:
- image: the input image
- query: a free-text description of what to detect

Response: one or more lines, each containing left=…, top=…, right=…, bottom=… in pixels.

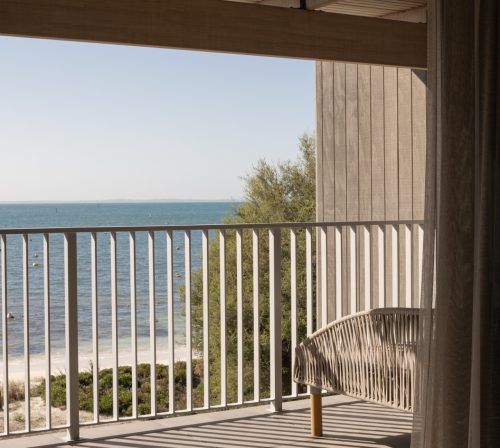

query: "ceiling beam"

left=0, top=0, right=427, bottom=68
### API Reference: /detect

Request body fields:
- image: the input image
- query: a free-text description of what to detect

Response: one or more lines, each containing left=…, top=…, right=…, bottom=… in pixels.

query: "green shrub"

left=40, top=360, right=203, bottom=416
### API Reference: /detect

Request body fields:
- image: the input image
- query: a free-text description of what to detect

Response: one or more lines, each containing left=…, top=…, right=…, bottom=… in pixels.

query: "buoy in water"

left=34, top=253, right=38, bottom=258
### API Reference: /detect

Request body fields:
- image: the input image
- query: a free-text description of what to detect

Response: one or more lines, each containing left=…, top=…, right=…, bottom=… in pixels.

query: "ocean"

left=0, top=202, right=235, bottom=376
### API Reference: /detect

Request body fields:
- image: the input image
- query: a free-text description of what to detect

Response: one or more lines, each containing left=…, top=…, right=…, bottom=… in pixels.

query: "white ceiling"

left=227, top=0, right=427, bottom=19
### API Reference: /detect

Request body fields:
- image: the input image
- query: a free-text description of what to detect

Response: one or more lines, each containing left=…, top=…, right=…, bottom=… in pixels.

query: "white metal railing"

left=0, top=220, right=423, bottom=440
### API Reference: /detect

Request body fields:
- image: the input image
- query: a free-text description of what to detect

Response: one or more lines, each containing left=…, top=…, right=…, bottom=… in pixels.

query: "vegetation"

left=0, top=380, right=29, bottom=409
left=40, top=361, right=203, bottom=416
left=188, top=134, right=316, bottom=404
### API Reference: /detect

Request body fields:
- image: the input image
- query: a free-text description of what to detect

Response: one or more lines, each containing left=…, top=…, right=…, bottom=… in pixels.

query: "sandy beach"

left=6, top=338, right=190, bottom=381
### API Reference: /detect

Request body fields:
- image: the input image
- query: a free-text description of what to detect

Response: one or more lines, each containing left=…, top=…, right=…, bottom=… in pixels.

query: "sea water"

left=0, top=202, right=235, bottom=376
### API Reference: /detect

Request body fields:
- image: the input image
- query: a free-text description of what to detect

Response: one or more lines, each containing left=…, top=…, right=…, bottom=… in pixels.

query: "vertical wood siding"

left=316, top=62, right=426, bottom=324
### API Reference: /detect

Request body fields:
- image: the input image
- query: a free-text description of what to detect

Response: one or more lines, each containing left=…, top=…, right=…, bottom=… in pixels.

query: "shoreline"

left=5, top=339, right=190, bottom=381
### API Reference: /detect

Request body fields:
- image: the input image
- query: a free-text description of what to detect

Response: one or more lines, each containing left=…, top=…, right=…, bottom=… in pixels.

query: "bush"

left=0, top=381, right=27, bottom=410
left=40, top=360, right=203, bottom=416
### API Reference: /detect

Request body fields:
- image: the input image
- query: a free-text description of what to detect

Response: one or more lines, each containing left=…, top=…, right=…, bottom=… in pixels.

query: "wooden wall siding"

left=316, top=61, right=426, bottom=325
left=358, top=65, right=372, bottom=221
left=412, top=70, right=427, bottom=220
left=371, top=66, right=386, bottom=221
left=316, top=63, right=324, bottom=223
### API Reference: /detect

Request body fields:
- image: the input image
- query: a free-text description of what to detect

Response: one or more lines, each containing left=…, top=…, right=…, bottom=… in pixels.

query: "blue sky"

left=0, top=37, right=314, bottom=202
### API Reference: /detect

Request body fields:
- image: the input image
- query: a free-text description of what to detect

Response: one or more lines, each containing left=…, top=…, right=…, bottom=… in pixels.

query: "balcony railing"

left=0, top=220, right=423, bottom=440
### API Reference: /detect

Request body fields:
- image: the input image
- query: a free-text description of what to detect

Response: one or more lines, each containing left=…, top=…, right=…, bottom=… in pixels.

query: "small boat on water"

left=32, top=262, right=38, bottom=267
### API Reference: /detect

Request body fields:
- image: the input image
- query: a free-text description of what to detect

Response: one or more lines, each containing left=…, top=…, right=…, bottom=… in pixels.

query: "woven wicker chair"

left=293, top=308, right=419, bottom=436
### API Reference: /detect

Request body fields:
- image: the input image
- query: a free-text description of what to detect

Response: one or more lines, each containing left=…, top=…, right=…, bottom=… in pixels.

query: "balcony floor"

left=2, top=395, right=413, bottom=448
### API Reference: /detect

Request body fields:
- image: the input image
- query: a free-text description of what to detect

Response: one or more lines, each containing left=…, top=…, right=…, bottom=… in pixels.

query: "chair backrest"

left=294, top=308, right=419, bottom=411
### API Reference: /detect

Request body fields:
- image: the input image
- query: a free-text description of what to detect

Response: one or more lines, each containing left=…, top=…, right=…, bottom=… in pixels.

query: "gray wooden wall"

left=316, top=62, right=426, bottom=223
left=315, top=62, right=427, bottom=323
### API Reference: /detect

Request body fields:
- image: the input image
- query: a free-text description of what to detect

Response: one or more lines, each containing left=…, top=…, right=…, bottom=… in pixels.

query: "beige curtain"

left=473, top=0, right=500, bottom=444
left=411, top=0, right=499, bottom=447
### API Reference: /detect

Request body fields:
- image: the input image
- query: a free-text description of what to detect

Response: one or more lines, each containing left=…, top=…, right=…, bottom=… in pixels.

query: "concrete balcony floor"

left=1, top=395, right=413, bottom=448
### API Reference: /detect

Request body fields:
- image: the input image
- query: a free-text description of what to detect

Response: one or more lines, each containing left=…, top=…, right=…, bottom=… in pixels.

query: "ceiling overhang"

left=0, top=0, right=427, bottom=68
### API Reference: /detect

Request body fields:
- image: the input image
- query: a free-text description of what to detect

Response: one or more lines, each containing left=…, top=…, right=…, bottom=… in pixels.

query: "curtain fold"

left=411, top=0, right=499, bottom=447
left=474, top=0, right=500, bottom=444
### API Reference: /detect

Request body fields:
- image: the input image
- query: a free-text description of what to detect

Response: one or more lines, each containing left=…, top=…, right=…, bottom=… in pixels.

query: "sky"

left=0, top=37, right=315, bottom=202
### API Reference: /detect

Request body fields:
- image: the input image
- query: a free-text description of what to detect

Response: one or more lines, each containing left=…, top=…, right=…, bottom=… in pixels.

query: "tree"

left=187, top=134, right=316, bottom=405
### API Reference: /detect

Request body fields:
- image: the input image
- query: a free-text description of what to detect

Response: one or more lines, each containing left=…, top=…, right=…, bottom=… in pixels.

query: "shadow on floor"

left=15, top=399, right=413, bottom=448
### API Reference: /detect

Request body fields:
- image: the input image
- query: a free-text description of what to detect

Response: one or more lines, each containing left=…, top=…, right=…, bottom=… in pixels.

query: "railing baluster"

left=236, top=230, right=243, bottom=404
left=166, top=231, right=175, bottom=413
left=22, top=234, right=30, bottom=432
left=416, top=224, right=424, bottom=307
left=110, top=232, right=119, bottom=421
left=184, top=231, right=192, bottom=412
left=320, top=226, right=328, bottom=327
left=44, top=234, right=51, bottom=429
left=404, top=225, right=412, bottom=308
left=43, top=234, right=52, bottom=429
left=362, top=226, right=371, bottom=311
left=376, top=225, right=385, bottom=308
left=305, top=227, right=313, bottom=336
left=269, top=228, right=282, bottom=412
left=90, top=233, right=99, bottom=423
left=1, top=235, right=8, bottom=435
left=219, top=230, right=227, bottom=407
left=64, top=233, right=79, bottom=441
left=390, top=225, right=399, bottom=307
left=290, top=228, right=297, bottom=397
left=305, top=227, right=313, bottom=395
left=148, top=231, right=157, bottom=416
left=202, top=230, right=210, bottom=409
left=348, top=226, right=357, bottom=315
left=335, top=226, right=342, bottom=320
left=252, top=229, right=259, bottom=403
left=129, top=232, right=138, bottom=418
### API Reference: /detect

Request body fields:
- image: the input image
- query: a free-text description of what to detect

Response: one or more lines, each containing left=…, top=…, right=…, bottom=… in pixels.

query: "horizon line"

left=0, top=198, right=242, bottom=205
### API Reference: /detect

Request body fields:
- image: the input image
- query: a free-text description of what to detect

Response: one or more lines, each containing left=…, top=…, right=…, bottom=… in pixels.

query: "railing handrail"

left=0, top=219, right=424, bottom=235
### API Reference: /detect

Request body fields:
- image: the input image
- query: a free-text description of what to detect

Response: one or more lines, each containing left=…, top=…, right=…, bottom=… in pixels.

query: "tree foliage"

left=188, top=134, right=317, bottom=404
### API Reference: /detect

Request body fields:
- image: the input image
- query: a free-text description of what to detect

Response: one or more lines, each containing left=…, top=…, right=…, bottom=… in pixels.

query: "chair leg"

left=310, top=391, right=323, bottom=437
